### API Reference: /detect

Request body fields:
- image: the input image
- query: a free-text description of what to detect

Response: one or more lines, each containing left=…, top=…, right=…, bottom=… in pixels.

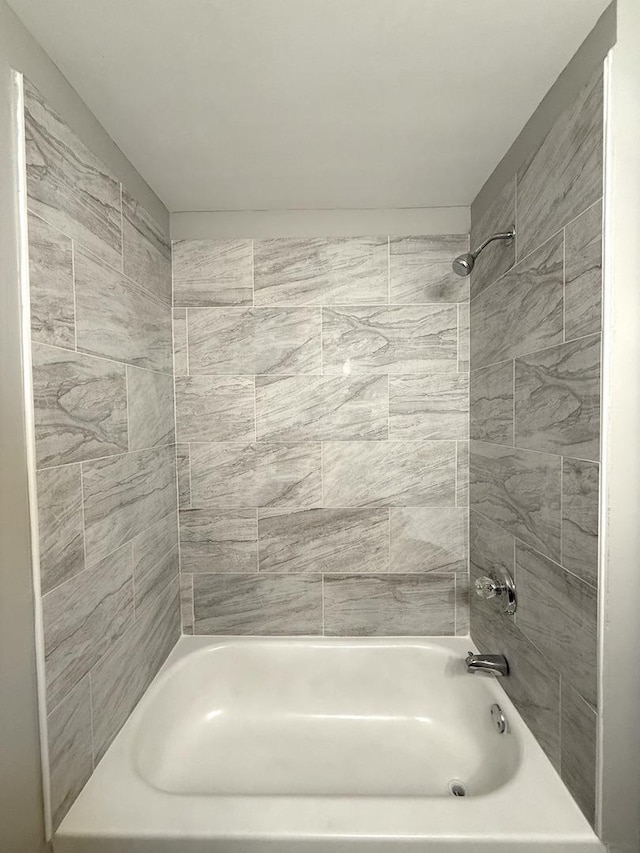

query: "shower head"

left=452, top=228, right=515, bottom=277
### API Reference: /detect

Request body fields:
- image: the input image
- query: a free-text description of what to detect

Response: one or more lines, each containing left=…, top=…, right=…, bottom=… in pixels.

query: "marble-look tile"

left=565, top=201, right=603, bottom=340
left=36, top=465, right=84, bottom=595
left=258, top=508, right=389, bottom=573
left=173, top=239, right=253, bottom=307
left=180, top=574, right=194, bottom=635
left=470, top=441, right=561, bottom=562
left=188, top=307, right=321, bottom=375
left=470, top=361, right=514, bottom=445
left=91, top=578, right=179, bottom=762
left=179, top=508, right=257, bottom=573
left=256, top=375, right=388, bottom=442
left=322, top=305, right=458, bottom=374
left=389, top=235, right=469, bottom=303
left=24, top=79, right=122, bottom=267
left=469, top=509, right=515, bottom=580
left=175, top=376, right=255, bottom=443
left=562, top=459, right=599, bottom=588
left=254, top=237, right=387, bottom=306
left=192, top=574, right=322, bottom=635
left=515, top=334, right=600, bottom=461
left=517, top=71, right=603, bottom=260
left=74, top=247, right=173, bottom=374
left=43, top=544, right=134, bottom=709
left=28, top=212, right=75, bottom=348
left=47, top=676, right=92, bottom=830
left=458, top=302, right=469, bottom=371
left=561, top=681, right=597, bottom=825
left=389, top=374, right=468, bottom=440
left=127, top=366, right=175, bottom=451
left=122, top=189, right=171, bottom=305
left=516, top=541, right=597, bottom=707
left=323, top=574, right=455, bottom=636
left=389, top=507, right=467, bottom=573
left=132, top=517, right=179, bottom=616
left=455, top=573, right=469, bottom=635
left=456, top=440, right=469, bottom=507
left=82, top=445, right=177, bottom=565
left=32, top=343, right=128, bottom=469
left=471, top=233, right=563, bottom=369
left=190, top=442, right=322, bottom=508
left=172, top=309, right=188, bottom=375
left=323, top=441, right=456, bottom=507
left=176, top=444, right=191, bottom=508
left=470, top=177, right=516, bottom=299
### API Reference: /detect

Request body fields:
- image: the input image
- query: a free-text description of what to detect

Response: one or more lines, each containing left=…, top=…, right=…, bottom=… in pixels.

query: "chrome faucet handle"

left=474, top=576, right=501, bottom=599
left=474, top=570, right=517, bottom=615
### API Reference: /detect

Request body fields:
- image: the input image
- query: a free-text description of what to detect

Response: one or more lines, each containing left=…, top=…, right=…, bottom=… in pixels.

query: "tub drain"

left=448, top=780, right=467, bottom=797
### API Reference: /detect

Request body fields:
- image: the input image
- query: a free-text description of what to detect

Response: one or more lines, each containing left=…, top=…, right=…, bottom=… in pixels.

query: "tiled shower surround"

left=172, top=235, right=471, bottom=637
left=469, top=69, right=603, bottom=825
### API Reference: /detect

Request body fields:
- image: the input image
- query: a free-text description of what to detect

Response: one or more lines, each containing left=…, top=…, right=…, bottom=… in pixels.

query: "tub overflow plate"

left=490, top=703, right=507, bottom=734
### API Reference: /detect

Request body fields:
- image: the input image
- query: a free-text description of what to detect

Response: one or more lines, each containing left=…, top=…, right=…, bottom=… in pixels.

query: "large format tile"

left=127, top=366, right=175, bottom=450
left=470, top=441, right=561, bottom=562
left=132, top=517, right=179, bottom=616
left=188, top=307, right=321, bottom=374
left=175, top=375, right=255, bottom=443
left=516, top=71, right=603, bottom=259
left=389, top=235, right=469, bottom=303
left=36, top=464, right=85, bottom=595
left=256, top=374, right=388, bottom=442
left=456, top=440, right=469, bottom=507
left=515, top=334, right=600, bottom=461
left=470, top=177, right=516, bottom=299
left=323, top=305, right=457, bottom=374
left=390, top=507, right=467, bottom=573
left=389, top=374, right=468, bottom=440
left=470, top=361, right=514, bottom=445
left=564, top=200, right=603, bottom=341
left=82, top=445, right=177, bottom=564
left=323, top=441, right=456, bottom=507
left=190, top=442, right=322, bottom=508
left=470, top=233, right=563, bottom=369
left=32, top=343, right=128, bottom=469
left=122, top=189, right=171, bottom=305
left=516, top=542, right=597, bottom=707
left=254, top=237, right=387, bottom=306
left=75, top=247, right=173, bottom=374
left=192, top=574, right=322, bottom=635
left=562, top=459, right=599, bottom=588
left=258, top=508, right=389, bottom=573
left=28, top=212, right=75, bottom=348
left=561, top=681, right=597, bottom=825
left=173, top=239, right=253, bottom=307
left=179, top=508, right=257, bottom=573
left=24, top=79, right=122, bottom=267
left=323, top=574, right=455, bottom=636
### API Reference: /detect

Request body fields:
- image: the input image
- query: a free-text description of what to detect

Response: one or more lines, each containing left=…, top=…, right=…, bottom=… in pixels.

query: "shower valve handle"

left=474, top=576, right=501, bottom=599
left=474, top=570, right=517, bottom=615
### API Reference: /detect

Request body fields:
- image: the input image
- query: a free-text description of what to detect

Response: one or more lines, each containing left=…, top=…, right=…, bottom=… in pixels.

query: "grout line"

left=119, top=184, right=124, bottom=273
left=130, top=541, right=137, bottom=623
left=454, top=574, right=457, bottom=635
left=470, top=434, right=599, bottom=466
left=514, top=173, right=519, bottom=263
left=563, top=226, right=567, bottom=343
left=31, top=339, right=174, bottom=378
left=251, top=239, right=255, bottom=307
left=560, top=456, right=564, bottom=567
left=387, top=236, right=391, bottom=304
left=474, top=330, right=601, bottom=380
left=79, top=462, right=88, bottom=574
left=321, top=574, right=325, bottom=636
left=35, top=442, right=177, bottom=475
left=124, top=366, right=131, bottom=451
left=191, top=573, right=195, bottom=633
left=88, top=672, right=96, bottom=769
left=71, top=239, right=78, bottom=352
left=512, top=359, right=516, bottom=446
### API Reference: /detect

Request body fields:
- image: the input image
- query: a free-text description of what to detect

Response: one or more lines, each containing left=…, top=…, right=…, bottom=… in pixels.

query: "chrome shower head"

left=452, top=228, right=515, bottom=277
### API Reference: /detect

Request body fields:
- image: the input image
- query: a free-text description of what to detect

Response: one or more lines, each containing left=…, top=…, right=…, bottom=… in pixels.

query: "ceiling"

left=8, top=0, right=610, bottom=212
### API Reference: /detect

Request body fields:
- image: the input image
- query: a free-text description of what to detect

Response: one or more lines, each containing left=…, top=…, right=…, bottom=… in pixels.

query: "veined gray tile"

left=82, top=445, right=177, bottom=564
left=470, top=361, right=514, bottom=445
left=179, top=508, right=257, bottom=573
left=565, top=201, right=603, bottom=341
left=561, top=681, right=597, bottom=825
left=562, top=459, right=599, bottom=588
left=188, top=307, right=321, bottom=374
left=455, top=573, right=470, bottom=635
left=470, top=441, right=561, bottom=562
left=256, top=374, right=388, bottom=442
left=254, top=237, right=387, bottom=306
left=175, top=375, right=255, bottom=443
left=517, top=71, right=603, bottom=259
left=43, top=544, right=134, bottom=710
left=469, top=510, right=515, bottom=580
left=24, top=79, right=121, bottom=266
left=91, top=578, right=179, bottom=762
left=28, top=212, right=75, bottom=348
left=176, top=444, right=191, bottom=508
left=127, top=366, right=175, bottom=451
left=75, top=247, right=173, bottom=374
left=172, top=308, right=188, bottom=375
left=515, top=334, right=600, bottom=461
left=258, top=508, right=389, bottom=573
left=456, top=440, right=469, bottom=507
left=470, top=177, right=516, bottom=299
left=323, top=441, right=455, bottom=507
left=37, top=464, right=85, bottom=595
left=470, top=233, right=563, bottom=369
left=132, top=517, right=179, bottom=616
left=173, top=239, right=253, bottom=307
left=323, top=574, right=455, bottom=636
left=180, top=574, right=194, bottom=635
left=47, top=676, right=92, bottom=831
left=190, top=442, right=322, bottom=508
left=389, top=374, right=468, bottom=440
left=390, top=507, right=467, bottom=573
left=458, top=302, right=469, bottom=371
left=193, top=574, right=322, bottom=635
left=122, top=189, right=171, bottom=306
left=322, top=305, right=458, bottom=374
left=389, top=235, right=469, bottom=304
left=32, top=343, right=128, bottom=468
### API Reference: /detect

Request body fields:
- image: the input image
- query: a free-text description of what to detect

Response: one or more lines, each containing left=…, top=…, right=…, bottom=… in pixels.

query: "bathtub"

left=54, top=636, right=603, bottom=853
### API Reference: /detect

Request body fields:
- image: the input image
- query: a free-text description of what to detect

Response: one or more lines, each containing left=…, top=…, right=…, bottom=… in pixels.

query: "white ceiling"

left=9, top=0, right=610, bottom=212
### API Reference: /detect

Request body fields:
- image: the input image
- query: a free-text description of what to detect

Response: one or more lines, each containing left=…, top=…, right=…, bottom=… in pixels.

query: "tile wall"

left=469, top=69, right=603, bottom=825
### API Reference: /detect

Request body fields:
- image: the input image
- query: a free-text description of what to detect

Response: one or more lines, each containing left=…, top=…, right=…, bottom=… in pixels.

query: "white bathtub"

left=54, top=636, right=603, bottom=853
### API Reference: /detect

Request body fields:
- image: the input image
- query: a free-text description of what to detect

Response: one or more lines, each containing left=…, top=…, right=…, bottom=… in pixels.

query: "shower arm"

left=471, top=229, right=515, bottom=258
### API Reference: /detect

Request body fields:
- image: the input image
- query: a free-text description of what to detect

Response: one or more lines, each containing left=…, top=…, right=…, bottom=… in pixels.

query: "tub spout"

left=465, top=651, right=509, bottom=677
